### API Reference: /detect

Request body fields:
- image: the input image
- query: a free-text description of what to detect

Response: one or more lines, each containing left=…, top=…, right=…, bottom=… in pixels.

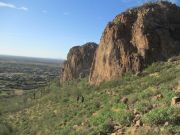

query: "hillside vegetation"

left=0, top=55, right=180, bottom=135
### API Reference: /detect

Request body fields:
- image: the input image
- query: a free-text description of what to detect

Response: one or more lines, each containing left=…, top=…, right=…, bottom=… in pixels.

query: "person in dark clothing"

left=77, top=95, right=84, bottom=103
left=81, top=96, right=84, bottom=103
left=33, top=89, right=36, bottom=99
left=77, top=95, right=80, bottom=102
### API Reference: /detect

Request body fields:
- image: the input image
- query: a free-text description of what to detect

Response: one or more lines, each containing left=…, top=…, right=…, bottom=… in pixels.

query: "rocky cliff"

left=61, top=42, right=98, bottom=82
left=89, top=2, right=180, bottom=85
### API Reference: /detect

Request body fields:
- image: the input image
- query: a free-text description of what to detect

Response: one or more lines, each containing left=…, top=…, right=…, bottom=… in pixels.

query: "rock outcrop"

left=60, top=42, right=98, bottom=82
left=89, top=2, right=180, bottom=85
left=171, top=97, right=180, bottom=106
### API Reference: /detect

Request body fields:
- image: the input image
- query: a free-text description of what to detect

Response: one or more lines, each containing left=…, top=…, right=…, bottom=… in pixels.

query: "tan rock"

left=149, top=72, right=160, bottom=78
left=133, top=109, right=139, bottom=115
left=164, top=121, right=169, bottom=126
left=154, top=127, right=160, bottom=133
left=171, top=97, right=180, bottom=106
left=73, top=125, right=78, bottom=129
left=60, top=42, right=97, bottom=82
left=81, top=122, right=85, bottom=126
left=114, top=125, right=123, bottom=130
left=89, top=2, right=180, bottom=85
left=135, top=120, right=142, bottom=127
left=133, top=114, right=141, bottom=124
left=121, top=97, right=128, bottom=104
left=157, top=94, right=163, bottom=98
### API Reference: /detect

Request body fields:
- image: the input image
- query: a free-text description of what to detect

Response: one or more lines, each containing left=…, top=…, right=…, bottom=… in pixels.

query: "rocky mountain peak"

left=89, top=2, right=180, bottom=85
left=60, top=42, right=98, bottom=82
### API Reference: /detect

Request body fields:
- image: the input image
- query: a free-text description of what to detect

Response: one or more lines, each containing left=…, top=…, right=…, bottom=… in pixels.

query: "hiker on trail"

left=81, top=96, right=84, bottom=103
left=77, top=95, right=80, bottom=102
left=77, top=95, right=84, bottom=103
left=33, top=92, right=36, bottom=99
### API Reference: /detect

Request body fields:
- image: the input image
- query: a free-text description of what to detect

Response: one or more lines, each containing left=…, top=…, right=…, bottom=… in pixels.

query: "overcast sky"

left=0, top=0, right=179, bottom=59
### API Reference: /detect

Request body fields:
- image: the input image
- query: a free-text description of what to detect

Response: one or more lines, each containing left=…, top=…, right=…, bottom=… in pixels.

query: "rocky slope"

left=60, top=42, right=98, bottom=82
left=89, top=2, right=180, bottom=85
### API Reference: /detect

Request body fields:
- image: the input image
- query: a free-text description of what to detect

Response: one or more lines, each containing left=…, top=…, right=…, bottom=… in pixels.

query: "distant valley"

left=0, top=55, right=63, bottom=98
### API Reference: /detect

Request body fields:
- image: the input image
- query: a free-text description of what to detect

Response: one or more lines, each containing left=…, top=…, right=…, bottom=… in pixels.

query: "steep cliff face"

left=61, top=42, right=98, bottom=82
left=89, top=2, right=180, bottom=85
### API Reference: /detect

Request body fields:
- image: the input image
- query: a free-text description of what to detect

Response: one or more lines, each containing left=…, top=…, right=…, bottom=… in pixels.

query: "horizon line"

left=0, top=54, right=65, bottom=61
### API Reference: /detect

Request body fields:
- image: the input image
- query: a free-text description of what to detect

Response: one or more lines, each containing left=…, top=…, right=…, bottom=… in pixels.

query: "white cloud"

left=0, top=2, right=15, bottom=8
left=19, top=6, right=28, bottom=11
left=0, top=1, right=28, bottom=11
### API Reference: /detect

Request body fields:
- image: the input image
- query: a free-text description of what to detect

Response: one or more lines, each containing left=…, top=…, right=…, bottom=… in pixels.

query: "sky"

left=0, top=0, right=179, bottom=59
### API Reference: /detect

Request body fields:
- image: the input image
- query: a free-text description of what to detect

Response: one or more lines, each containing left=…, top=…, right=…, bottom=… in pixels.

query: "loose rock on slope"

left=89, top=2, right=180, bottom=85
left=60, top=42, right=98, bottom=82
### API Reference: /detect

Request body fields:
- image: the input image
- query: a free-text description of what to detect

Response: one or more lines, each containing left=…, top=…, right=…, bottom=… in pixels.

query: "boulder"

left=171, top=96, right=180, bottom=106
left=164, top=122, right=169, bottom=126
left=135, top=120, right=143, bottom=127
left=60, top=42, right=98, bottom=82
left=89, top=2, right=180, bottom=85
left=121, top=97, right=128, bottom=104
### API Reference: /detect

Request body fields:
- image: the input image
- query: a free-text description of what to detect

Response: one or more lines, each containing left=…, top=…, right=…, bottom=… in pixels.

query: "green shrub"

left=112, top=110, right=133, bottom=125
left=98, top=80, right=121, bottom=90
left=89, top=103, right=133, bottom=130
left=161, top=125, right=180, bottom=135
left=135, top=100, right=152, bottom=114
left=142, top=107, right=180, bottom=125
left=145, top=62, right=163, bottom=73
left=112, top=103, right=127, bottom=110
left=0, top=119, right=15, bottom=135
left=89, top=111, right=112, bottom=127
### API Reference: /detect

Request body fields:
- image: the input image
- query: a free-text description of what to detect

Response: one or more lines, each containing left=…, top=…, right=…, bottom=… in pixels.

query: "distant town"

left=0, top=55, right=63, bottom=97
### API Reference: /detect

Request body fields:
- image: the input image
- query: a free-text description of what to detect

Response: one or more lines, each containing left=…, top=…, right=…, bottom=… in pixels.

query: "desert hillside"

left=0, top=1, right=180, bottom=135
left=1, top=55, right=180, bottom=135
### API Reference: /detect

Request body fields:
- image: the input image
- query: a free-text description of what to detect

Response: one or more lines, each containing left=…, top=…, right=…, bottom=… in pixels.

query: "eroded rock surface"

left=61, top=42, right=98, bottom=82
left=89, top=2, right=180, bottom=85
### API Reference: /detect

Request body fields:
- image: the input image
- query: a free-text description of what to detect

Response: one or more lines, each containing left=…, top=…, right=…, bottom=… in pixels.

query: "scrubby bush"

left=135, top=100, right=153, bottom=114
left=142, top=107, right=180, bottom=125
left=0, top=119, right=15, bottom=135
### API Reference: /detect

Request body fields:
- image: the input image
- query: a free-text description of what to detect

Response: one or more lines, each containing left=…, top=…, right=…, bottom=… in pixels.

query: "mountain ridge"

left=89, top=1, right=180, bottom=85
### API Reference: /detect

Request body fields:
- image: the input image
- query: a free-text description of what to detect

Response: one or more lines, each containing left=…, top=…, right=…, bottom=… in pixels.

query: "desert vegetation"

left=0, top=55, right=179, bottom=135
